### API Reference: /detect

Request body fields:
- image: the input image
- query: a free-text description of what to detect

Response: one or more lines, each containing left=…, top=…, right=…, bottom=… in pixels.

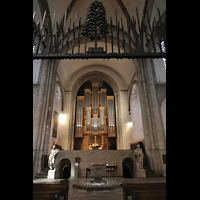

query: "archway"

left=123, top=158, right=133, bottom=178
left=62, top=165, right=71, bottom=179
left=68, top=70, right=123, bottom=150
left=59, top=158, right=71, bottom=179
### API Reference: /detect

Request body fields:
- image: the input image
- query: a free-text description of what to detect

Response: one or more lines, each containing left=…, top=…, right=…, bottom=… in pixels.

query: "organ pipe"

left=75, top=83, right=116, bottom=148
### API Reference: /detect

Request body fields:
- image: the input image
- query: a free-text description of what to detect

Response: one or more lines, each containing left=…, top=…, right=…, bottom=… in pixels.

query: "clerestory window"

left=161, top=41, right=166, bottom=70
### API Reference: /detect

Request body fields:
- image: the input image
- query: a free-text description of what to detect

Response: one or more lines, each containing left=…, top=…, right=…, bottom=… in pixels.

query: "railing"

left=33, top=1, right=166, bottom=60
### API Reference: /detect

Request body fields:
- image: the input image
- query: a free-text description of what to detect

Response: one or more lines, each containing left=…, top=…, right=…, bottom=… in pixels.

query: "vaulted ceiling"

left=47, top=0, right=145, bottom=33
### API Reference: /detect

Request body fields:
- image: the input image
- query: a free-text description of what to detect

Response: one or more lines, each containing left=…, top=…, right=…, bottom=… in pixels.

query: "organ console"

left=75, top=83, right=116, bottom=150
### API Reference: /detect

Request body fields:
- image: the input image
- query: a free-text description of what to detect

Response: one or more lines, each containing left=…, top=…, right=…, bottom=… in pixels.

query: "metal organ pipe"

left=77, top=99, right=83, bottom=133
left=93, top=86, right=98, bottom=114
left=100, top=109, right=104, bottom=131
left=108, top=99, right=114, bottom=133
left=87, top=109, right=91, bottom=131
left=75, top=83, right=116, bottom=148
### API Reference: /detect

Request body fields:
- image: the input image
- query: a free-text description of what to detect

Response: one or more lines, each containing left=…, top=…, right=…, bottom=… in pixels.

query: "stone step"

left=34, top=165, right=49, bottom=179
left=143, top=154, right=163, bottom=177
left=41, top=169, right=49, bottom=173
left=34, top=174, right=48, bottom=179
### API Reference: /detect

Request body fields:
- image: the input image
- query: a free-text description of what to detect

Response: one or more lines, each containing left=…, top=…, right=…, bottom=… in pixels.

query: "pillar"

left=33, top=59, right=50, bottom=176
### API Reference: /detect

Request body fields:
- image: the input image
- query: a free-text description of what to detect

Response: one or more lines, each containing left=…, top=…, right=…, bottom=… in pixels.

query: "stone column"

left=33, top=59, right=50, bottom=176
left=43, top=60, right=58, bottom=154
left=144, top=59, right=166, bottom=175
left=33, top=60, right=59, bottom=176
left=135, top=58, right=165, bottom=175
left=114, top=92, right=123, bottom=150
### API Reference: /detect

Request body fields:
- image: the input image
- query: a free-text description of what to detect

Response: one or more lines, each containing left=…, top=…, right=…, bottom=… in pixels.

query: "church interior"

left=33, top=0, right=166, bottom=199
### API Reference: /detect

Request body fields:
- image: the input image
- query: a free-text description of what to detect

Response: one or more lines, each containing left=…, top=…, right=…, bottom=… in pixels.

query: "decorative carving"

left=82, top=1, right=109, bottom=41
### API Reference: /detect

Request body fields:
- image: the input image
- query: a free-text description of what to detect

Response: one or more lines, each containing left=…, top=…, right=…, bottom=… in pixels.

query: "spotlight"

left=59, top=113, right=66, bottom=123
left=128, top=121, right=132, bottom=127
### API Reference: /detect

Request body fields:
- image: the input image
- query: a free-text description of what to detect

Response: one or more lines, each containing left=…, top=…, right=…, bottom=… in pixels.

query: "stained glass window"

left=33, top=43, right=36, bottom=53
left=161, top=41, right=166, bottom=70
left=55, top=91, right=60, bottom=101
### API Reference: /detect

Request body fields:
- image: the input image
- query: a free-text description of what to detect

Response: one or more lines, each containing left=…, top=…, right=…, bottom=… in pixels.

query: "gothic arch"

left=45, top=0, right=140, bottom=43
left=128, top=80, right=138, bottom=113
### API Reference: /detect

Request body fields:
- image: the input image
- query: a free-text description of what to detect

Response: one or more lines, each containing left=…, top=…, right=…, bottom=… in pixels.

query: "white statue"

left=48, top=145, right=60, bottom=170
left=133, top=144, right=144, bottom=169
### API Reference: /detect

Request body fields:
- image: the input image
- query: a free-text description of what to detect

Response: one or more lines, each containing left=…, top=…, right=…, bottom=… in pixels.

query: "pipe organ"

left=75, top=83, right=116, bottom=150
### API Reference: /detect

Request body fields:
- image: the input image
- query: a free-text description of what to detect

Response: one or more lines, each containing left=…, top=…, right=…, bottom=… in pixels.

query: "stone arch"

left=65, top=64, right=127, bottom=91
left=122, top=158, right=134, bottom=178
left=59, top=158, right=71, bottom=179
left=68, top=69, right=123, bottom=150
left=72, top=71, right=119, bottom=94
left=128, top=80, right=138, bottom=113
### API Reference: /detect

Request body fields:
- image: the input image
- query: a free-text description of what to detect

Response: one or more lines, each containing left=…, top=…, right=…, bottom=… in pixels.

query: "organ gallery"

left=75, top=83, right=116, bottom=150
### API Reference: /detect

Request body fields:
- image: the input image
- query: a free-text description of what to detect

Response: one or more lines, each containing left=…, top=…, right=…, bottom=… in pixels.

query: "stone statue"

left=48, top=145, right=60, bottom=170
left=133, top=144, right=144, bottom=169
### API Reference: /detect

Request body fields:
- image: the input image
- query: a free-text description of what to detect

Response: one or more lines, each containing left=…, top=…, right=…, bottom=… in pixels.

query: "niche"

left=59, top=158, right=71, bottom=179
left=123, top=158, right=133, bottom=178
left=62, top=165, right=71, bottom=179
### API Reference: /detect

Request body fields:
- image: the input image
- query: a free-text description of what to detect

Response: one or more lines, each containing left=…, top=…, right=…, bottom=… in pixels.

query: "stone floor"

left=33, top=177, right=166, bottom=200
left=68, top=177, right=166, bottom=200
left=68, top=177, right=122, bottom=200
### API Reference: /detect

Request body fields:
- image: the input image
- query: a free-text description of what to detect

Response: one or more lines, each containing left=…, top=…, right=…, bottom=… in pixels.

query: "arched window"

left=130, top=84, right=144, bottom=141
left=161, top=41, right=166, bottom=70
left=51, top=84, right=62, bottom=139
left=55, top=85, right=62, bottom=108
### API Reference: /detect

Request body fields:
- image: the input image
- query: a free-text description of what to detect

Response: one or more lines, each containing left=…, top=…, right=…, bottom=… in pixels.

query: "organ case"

left=75, top=83, right=116, bottom=150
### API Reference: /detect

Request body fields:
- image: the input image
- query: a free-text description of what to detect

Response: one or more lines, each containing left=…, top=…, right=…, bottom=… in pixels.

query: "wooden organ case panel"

left=75, top=83, right=116, bottom=150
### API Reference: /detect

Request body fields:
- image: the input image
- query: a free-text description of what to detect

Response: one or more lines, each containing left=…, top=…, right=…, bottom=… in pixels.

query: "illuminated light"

left=128, top=121, right=132, bottom=127
left=59, top=113, right=66, bottom=123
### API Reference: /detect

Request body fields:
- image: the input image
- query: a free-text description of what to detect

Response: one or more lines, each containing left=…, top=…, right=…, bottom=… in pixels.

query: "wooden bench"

left=33, top=179, right=69, bottom=200
left=123, top=182, right=166, bottom=200
left=33, top=191, right=60, bottom=200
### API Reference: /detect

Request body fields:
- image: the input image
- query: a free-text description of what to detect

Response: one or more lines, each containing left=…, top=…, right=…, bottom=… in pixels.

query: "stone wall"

left=54, top=150, right=134, bottom=178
